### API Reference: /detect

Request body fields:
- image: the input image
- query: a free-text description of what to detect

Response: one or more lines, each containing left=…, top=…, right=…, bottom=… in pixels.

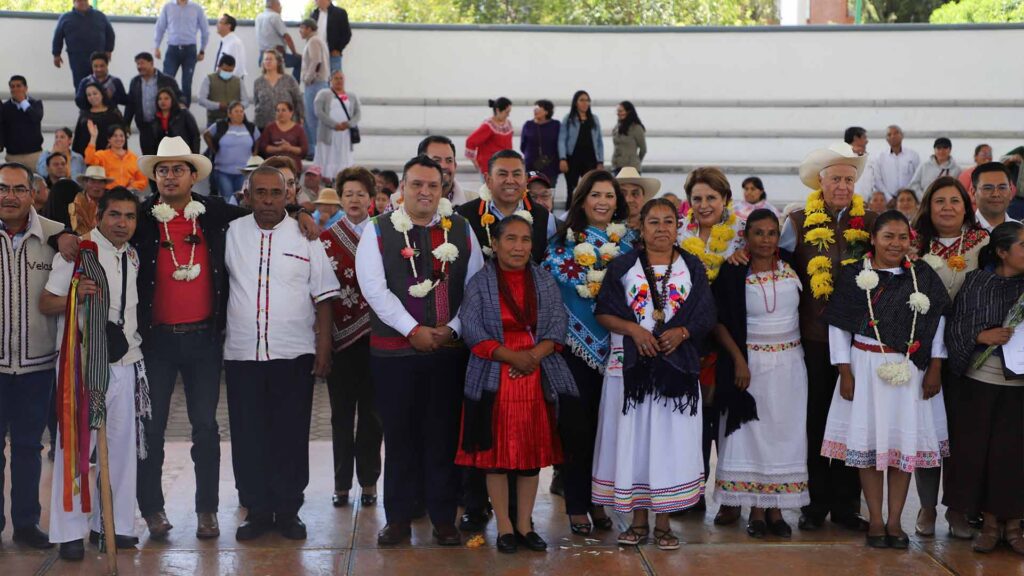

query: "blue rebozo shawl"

left=541, top=224, right=637, bottom=373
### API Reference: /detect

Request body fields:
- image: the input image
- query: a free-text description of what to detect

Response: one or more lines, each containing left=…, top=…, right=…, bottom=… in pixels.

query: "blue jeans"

left=213, top=170, right=246, bottom=202
left=137, top=326, right=222, bottom=516
left=330, top=55, right=342, bottom=74
left=304, top=82, right=328, bottom=158
left=0, top=370, right=53, bottom=531
left=163, top=44, right=198, bottom=106
left=68, top=51, right=93, bottom=90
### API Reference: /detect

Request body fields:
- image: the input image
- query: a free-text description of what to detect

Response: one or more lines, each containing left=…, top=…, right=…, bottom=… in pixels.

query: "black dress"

left=72, top=108, right=125, bottom=155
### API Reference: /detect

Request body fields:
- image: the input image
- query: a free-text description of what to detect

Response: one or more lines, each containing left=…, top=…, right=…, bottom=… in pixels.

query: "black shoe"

left=459, top=510, right=489, bottom=532
left=89, top=530, right=139, bottom=548
left=12, top=525, right=54, bottom=549
left=58, top=539, right=84, bottom=560
left=885, top=529, right=910, bottom=550
left=333, top=492, right=349, bottom=507
left=866, top=532, right=890, bottom=548
left=433, top=524, right=462, bottom=546
left=515, top=531, right=547, bottom=551
left=746, top=520, right=768, bottom=539
left=831, top=513, right=870, bottom=532
left=569, top=519, right=592, bottom=536
left=277, top=515, right=307, bottom=540
left=360, top=493, right=378, bottom=506
left=235, top=513, right=274, bottom=541
left=377, top=523, right=411, bottom=546
left=497, top=533, right=518, bottom=553
left=798, top=514, right=824, bottom=531
left=768, top=519, right=793, bottom=538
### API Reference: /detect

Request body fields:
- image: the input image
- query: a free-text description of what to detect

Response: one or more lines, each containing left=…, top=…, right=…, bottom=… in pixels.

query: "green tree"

left=930, top=0, right=1024, bottom=23
left=0, top=0, right=263, bottom=19
left=852, top=0, right=946, bottom=23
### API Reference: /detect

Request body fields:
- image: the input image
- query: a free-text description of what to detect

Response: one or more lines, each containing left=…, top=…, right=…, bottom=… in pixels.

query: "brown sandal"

left=616, top=525, right=650, bottom=545
left=654, top=527, right=680, bottom=550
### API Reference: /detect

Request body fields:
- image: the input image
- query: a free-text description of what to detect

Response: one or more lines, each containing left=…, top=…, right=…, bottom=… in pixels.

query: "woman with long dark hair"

left=466, top=97, right=513, bottom=178
left=945, top=221, right=1024, bottom=555
left=150, top=87, right=201, bottom=153
left=611, top=101, right=646, bottom=173
left=72, top=82, right=124, bottom=155
left=734, top=176, right=780, bottom=223
left=541, top=169, right=634, bottom=535
left=558, top=91, right=604, bottom=209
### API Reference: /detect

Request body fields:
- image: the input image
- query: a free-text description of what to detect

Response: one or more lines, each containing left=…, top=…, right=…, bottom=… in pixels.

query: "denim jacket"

left=558, top=113, right=604, bottom=163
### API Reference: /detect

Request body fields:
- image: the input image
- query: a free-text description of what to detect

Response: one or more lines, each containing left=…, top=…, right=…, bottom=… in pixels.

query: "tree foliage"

left=853, top=0, right=947, bottom=23
left=0, top=0, right=264, bottom=19
left=930, top=0, right=1024, bottom=23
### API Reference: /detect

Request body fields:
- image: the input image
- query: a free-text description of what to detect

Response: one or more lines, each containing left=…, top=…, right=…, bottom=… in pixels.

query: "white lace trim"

left=713, top=469, right=810, bottom=509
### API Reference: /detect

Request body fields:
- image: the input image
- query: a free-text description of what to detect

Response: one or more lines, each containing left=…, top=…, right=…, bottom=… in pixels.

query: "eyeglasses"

left=978, top=184, right=1011, bottom=194
left=0, top=184, right=31, bottom=196
left=155, top=165, right=190, bottom=178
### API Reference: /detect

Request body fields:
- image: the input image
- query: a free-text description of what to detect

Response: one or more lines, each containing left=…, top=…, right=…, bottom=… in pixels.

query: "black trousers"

left=326, top=337, right=382, bottom=492
left=558, top=351, right=603, bottom=516
left=373, top=350, right=464, bottom=526
left=802, top=340, right=862, bottom=521
left=563, top=156, right=599, bottom=210
left=225, top=356, right=315, bottom=518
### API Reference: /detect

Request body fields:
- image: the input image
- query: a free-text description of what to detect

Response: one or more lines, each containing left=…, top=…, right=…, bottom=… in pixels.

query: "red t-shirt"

left=152, top=212, right=213, bottom=326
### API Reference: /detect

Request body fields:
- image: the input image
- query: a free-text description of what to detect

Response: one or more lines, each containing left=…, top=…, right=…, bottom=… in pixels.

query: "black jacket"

left=152, top=108, right=201, bottom=154
left=124, top=71, right=182, bottom=130
left=1, top=98, right=44, bottom=155
left=310, top=4, right=352, bottom=55
left=133, top=192, right=248, bottom=341
left=456, top=199, right=552, bottom=264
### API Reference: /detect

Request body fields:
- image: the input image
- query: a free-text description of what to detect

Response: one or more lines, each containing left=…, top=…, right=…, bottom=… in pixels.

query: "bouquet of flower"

left=971, top=290, right=1024, bottom=370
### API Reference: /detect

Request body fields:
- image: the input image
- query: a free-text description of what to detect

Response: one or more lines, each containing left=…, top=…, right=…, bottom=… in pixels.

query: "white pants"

left=49, top=363, right=138, bottom=543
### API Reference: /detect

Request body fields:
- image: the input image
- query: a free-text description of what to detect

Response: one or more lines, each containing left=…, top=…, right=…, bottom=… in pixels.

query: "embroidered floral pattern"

left=746, top=340, right=801, bottom=353
left=745, top=264, right=799, bottom=285
left=715, top=479, right=808, bottom=495
left=821, top=439, right=950, bottom=473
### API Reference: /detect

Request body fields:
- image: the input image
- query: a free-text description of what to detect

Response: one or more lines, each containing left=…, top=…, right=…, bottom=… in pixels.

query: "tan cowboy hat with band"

left=138, top=136, right=213, bottom=181
left=76, top=165, right=114, bottom=185
left=313, top=188, right=342, bottom=206
left=615, top=167, right=661, bottom=201
left=799, top=142, right=866, bottom=190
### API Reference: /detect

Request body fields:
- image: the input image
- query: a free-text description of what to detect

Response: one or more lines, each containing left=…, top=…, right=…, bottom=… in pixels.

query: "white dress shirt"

left=215, top=32, right=247, bottom=78
left=45, top=229, right=143, bottom=366
left=974, top=209, right=1020, bottom=233
left=873, top=147, right=921, bottom=200
left=224, top=214, right=340, bottom=362
left=488, top=200, right=558, bottom=238
left=355, top=215, right=484, bottom=339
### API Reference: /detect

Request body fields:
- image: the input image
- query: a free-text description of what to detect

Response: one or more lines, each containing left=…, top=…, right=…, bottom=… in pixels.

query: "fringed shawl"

left=594, top=248, right=716, bottom=415
left=825, top=260, right=950, bottom=370
left=946, top=268, right=1024, bottom=376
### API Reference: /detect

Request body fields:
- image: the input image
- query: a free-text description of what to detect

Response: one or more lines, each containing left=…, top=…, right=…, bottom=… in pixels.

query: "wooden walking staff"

left=97, top=422, right=118, bottom=575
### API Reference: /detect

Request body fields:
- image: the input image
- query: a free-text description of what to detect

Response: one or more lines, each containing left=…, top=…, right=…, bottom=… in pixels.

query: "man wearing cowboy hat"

left=456, top=149, right=555, bottom=264
left=312, top=187, right=343, bottom=229
left=68, top=166, right=114, bottom=235
left=779, top=142, right=876, bottom=533
left=130, top=136, right=317, bottom=541
left=615, top=166, right=660, bottom=231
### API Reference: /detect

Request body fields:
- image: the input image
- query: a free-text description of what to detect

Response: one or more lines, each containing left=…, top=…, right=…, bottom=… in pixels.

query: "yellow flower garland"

left=679, top=205, right=738, bottom=282
left=802, top=190, right=868, bottom=300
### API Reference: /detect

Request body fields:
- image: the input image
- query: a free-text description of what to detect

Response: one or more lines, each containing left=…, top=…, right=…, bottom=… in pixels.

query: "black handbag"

left=531, top=122, right=552, bottom=171
left=336, top=92, right=360, bottom=145
left=106, top=252, right=130, bottom=363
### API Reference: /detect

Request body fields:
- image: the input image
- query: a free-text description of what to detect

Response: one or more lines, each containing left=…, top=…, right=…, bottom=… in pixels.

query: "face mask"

left=218, top=71, right=233, bottom=81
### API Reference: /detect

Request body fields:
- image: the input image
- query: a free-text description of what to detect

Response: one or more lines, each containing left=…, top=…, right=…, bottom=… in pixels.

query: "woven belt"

left=852, top=340, right=898, bottom=354
left=155, top=321, right=211, bottom=334
left=746, top=339, right=801, bottom=353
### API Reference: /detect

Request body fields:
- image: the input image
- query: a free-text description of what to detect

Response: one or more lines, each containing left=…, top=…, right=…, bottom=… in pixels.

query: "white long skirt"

left=591, top=352, right=705, bottom=513
left=313, top=98, right=354, bottom=180
left=821, top=347, right=949, bottom=473
left=715, top=344, right=810, bottom=509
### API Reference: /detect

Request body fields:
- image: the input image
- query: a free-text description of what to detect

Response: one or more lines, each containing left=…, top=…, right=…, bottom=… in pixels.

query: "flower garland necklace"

left=567, top=222, right=628, bottom=299
left=855, top=255, right=931, bottom=386
left=803, top=191, right=869, bottom=300
left=152, top=200, right=205, bottom=281
left=390, top=198, right=460, bottom=298
left=678, top=203, right=737, bottom=282
left=922, top=228, right=968, bottom=273
left=476, top=185, right=536, bottom=257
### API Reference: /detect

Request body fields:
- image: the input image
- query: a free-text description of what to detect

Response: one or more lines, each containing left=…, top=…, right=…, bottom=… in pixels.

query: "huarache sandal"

left=616, top=525, right=650, bottom=545
left=654, top=527, right=680, bottom=550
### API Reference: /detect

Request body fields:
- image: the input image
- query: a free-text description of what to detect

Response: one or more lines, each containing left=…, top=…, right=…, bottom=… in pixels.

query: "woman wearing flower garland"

left=712, top=209, right=808, bottom=538
left=541, top=169, right=634, bottom=535
left=591, top=198, right=713, bottom=550
left=822, top=210, right=951, bottom=549
left=675, top=166, right=744, bottom=518
left=457, top=215, right=578, bottom=554
left=911, top=176, right=988, bottom=538
left=944, top=221, right=1024, bottom=555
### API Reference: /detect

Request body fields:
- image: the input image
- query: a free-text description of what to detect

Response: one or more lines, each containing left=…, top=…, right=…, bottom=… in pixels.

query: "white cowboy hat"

left=76, top=165, right=114, bottom=185
left=241, top=155, right=264, bottom=173
left=138, top=136, right=213, bottom=181
left=798, top=142, right=866, bottom=190
left=615, top=167, right=661, bottom=201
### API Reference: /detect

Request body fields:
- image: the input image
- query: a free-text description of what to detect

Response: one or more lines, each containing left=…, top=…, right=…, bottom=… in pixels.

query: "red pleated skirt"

left=455, top=328, right=563, bottom=470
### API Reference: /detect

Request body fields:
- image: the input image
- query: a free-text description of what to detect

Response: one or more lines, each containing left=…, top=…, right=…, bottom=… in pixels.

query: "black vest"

left=456, top=199, right=551, bottom=264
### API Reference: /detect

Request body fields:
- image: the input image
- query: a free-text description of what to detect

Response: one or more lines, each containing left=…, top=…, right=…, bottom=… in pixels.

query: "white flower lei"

left=391, top=198, right=459, bottom=298
left=152, top=200, right=206, bottom=281
left=857, top=256, right=931, bottom=386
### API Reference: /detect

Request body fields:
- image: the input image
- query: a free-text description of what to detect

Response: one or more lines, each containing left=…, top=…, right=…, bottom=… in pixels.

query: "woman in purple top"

left=520, top=99, right=561, bottom=188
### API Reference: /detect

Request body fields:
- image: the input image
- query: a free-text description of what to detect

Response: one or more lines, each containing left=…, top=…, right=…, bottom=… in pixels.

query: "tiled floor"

left=2, top=382, right=1021, bottom=575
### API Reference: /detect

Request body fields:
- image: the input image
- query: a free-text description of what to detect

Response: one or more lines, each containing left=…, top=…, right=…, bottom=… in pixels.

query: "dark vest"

left=456, top=199, right=551, bottom=264
left=205, top=73, right=242, bottom=124
left=368, top=212, right=472, bottom=356
left=790, top=206, right=877, bottom=343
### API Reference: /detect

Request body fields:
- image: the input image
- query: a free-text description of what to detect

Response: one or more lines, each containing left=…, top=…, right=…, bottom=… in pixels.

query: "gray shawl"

left=462, top=261, right=578, bottom=408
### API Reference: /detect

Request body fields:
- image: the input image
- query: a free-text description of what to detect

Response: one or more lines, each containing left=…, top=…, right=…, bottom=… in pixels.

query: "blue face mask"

left=218, top=71, right=233, bottom=81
